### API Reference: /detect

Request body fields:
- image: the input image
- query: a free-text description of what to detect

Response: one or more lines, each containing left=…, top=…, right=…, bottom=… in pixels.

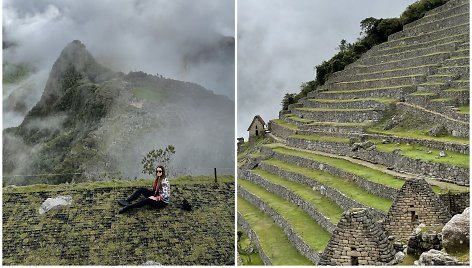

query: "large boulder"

left=416, top=249, right=460, bottom=265
left=38, top=196, right=72, bottom=214
left=442, top=207, right=469, bottom=253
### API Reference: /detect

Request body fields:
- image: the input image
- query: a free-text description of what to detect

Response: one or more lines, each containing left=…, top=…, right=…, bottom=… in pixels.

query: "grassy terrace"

left=457, top=106, right=469, bottom=114
left=3, top=177, right=234, bottom=265
left=239, top=179, right=332, bottom=252
left=296, top=107, right=376, bottom=112
left=377, top=33, right=468, bottom=53
left=272, top=119, right=298, bottom=130
left=306, top=121, right=371, bottom=127
left=372, top=139, right=469, bottom=168
left=266, top=144, right=405, bottom=190
left=307, top=98, right=398, bottom=103
left=261, top=159, right=393, bottom=212
left=367, top=128, right=469, bottom=144
left=358, top=52, right=449, bottom=67
left=334, top=73, right=424, bottom=83
left=251, top=168, right=344, bottom=223
left=290, top=134, right=349, bottom=143
left=237, top=197, right=312, bottom=265
left=237, top=227, right=263, bottom=265
left=320, top=84, right=413, bottom=94
left=284, top=113, right=314, bottom=123
left=409, top=92, right=437, bottom=96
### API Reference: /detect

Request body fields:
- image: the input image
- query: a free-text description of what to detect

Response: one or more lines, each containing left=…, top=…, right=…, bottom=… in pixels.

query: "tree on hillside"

left=141, top=145, right=176, bottom=176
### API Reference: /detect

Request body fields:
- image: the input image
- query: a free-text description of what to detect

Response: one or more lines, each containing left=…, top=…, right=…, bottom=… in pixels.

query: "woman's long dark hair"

left=153, top=165, right=166, bottom=193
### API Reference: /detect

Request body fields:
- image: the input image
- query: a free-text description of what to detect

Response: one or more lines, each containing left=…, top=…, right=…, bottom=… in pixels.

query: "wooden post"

left=214, top=168, right=217, bottom=183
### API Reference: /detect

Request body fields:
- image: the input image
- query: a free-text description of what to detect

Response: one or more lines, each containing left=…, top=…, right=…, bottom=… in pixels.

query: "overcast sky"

left=237, top=0, right=415, bottom=139
left=3, top=0, right=234, bottom=99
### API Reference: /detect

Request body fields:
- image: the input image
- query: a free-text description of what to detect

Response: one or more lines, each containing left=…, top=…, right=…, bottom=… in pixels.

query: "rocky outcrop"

left=407, top=224, right=443, bottom=255
left=38, top=196, right=73, bottom=214
left=441, top=207, right=469, bottom=253
left=416, top=249, right=461, bottom=266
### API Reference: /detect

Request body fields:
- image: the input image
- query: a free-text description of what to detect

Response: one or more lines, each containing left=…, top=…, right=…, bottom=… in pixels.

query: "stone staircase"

left=239, top=0, right=470, bottom=265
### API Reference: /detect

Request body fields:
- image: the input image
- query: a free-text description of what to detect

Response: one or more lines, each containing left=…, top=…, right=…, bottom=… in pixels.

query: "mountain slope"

left=3, top=40, right=234, bottom=185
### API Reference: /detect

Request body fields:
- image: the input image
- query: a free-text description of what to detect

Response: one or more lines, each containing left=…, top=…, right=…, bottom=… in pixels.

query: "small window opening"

left=351, top=256, right=359, bottom=266
left=411, top=211, right=418, bottom=223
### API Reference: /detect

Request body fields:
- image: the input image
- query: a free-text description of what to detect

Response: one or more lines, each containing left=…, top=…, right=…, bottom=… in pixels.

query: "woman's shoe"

left=118, top=200, right=130, bottom=207
left=119, top=207, right=128, bottom=214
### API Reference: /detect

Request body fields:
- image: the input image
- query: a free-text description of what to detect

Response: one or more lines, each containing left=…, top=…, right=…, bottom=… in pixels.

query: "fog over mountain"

left=3, top=0, right=234, bottom=128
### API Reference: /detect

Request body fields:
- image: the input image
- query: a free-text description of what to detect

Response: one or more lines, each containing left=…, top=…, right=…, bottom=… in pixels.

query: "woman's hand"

left=148, top=196, right=160, bottom=201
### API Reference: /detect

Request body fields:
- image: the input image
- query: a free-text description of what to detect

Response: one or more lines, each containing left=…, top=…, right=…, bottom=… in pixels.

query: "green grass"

left=373, top=140, right=469, bottom=168
left=3, top=175, right=234, bottom=194
left=306, top=121, right=371, bottom=127
left=367, top=128, right=469, bottom=144
left=290, top=134, right=349, bottom=143
left=297, top=107, right=376, bottom=112
left=267, top=144, right=405, bottom=189
left=457, top=106, right=469, bottom=114
left=239, top=179, right=332, bottom=252
left=308, top=98, right=398, bottom=103
left=251, top=168, right=343, bottom=223
left=409, top=92, right=437, bottom=96
left=237, top=197, right=313, bottom=265
left=321, top=84, right=412, bottom=94
left=132, top=86, right=165, bottom=103
left=285, top=113, right=314, bottom=123
left=261, top=159, right=393, bottom=212
left=334, top=73, right=424, bottom=83
left=237, top=227, right=264, bottom=265
left=431, top=98, right=454, bottom=102
left=272, top=119, right=298, bottom=130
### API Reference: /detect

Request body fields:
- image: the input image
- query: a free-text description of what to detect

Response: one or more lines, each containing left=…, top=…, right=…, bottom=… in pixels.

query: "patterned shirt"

left=154, top=177, right=170, bottom=203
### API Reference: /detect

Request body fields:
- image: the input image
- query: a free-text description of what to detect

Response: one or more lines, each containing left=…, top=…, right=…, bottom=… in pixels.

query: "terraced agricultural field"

left=238, top=0, right=470, bottom=265
left=3, top=176, right=234, bottom=265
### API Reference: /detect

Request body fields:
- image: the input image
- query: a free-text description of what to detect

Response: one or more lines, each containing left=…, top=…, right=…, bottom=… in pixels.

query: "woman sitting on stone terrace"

left=118, top=165, right=170, bottom=213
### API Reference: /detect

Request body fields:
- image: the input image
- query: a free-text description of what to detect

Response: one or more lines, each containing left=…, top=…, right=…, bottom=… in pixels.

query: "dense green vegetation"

left=237, top=197, right=313, bottom=265
left=3, top=63, right=34, bottom=84
left=281, top=0, right=449, bottom=108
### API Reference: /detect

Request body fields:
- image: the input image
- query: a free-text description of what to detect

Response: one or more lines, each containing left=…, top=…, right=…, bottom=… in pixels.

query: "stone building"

left=247, top=115, right=266, bottom=141
left=320, top=208, right=395, bottom=265
left=384, top=178, right=451, bottom=240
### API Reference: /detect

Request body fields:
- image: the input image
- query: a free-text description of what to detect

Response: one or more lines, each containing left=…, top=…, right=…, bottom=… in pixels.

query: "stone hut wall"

left=320, top=208, right=395, bottom=265
left=248, top=120, right=265, bottom=141
left=383, top=178, right=451, bottom=240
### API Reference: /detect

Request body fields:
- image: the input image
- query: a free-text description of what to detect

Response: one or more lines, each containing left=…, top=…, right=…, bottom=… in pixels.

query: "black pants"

left=123, top=187, right=168, bottom=212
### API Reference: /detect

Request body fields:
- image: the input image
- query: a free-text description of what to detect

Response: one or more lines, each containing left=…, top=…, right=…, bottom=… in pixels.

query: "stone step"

left=375, top=23, right=469, bottom=51
left=390, top=12, right=469, bottom=40
left=244, top=168, right=342, bottom=231
left=444, top=56, right=470, bottom=66
left=449, top=79, right=469, bottom=88
left=418, top=0, right=469, bottom=20
left=280, top=113, right=314, bottom=127
left=301, top=98, right=396, bottom=110
left=292, top=108, right=383, bottom=123
left=417, top=82, right=449, bottom=92
left=309, top=85, right=417, bottom=100
left=458, top=42, right=469, bottom=50
left=404, top=1, right=469, bottom=29
left=237, top=198, right=313, bottom=265
left=354, top=52, right=450, bottom=74
left=426, top=74, right=459, bottom=83
left=422, top=99, right=470, bottom=123
left=440, top=88, right=469, bottom=106
left=298, top=122, right=369, bottom=135
left=329, top=65, right=438, bottom=84
left=257, top=159, right=390, bottom=218
left=451, top=48, right=469, bottom=57
left=269, top=119, right=298, bottom=140
left=238, top=178, right=329, bottom=263
left=326, top=75, right=426, bottom=91
left=371, top=33, right=468, bottom=57
left=357, top=41, right=459, bottom=67
left=405, top=92, right=440, bottom=104
left=436, top=65, right=469, bottom=78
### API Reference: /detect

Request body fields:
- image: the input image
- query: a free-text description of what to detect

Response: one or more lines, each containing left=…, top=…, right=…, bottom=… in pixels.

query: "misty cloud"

left=237, top=0, right=415, bottom=139
left=3, top=0, right=234, bottom=128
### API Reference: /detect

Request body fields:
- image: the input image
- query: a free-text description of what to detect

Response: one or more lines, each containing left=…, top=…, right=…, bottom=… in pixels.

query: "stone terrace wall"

left=439, top=192, right=470, bottom=216
left=384, top=179, right=451, bottom=240
left=2, top=183, right=235, bottom=265
left=238, top=186, right=320, bottom=264
left=320, top=208, right=395, bottom=265
left=239, top=169, right=336, bottom=233
left=237, top=212, right=272, bottom=265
